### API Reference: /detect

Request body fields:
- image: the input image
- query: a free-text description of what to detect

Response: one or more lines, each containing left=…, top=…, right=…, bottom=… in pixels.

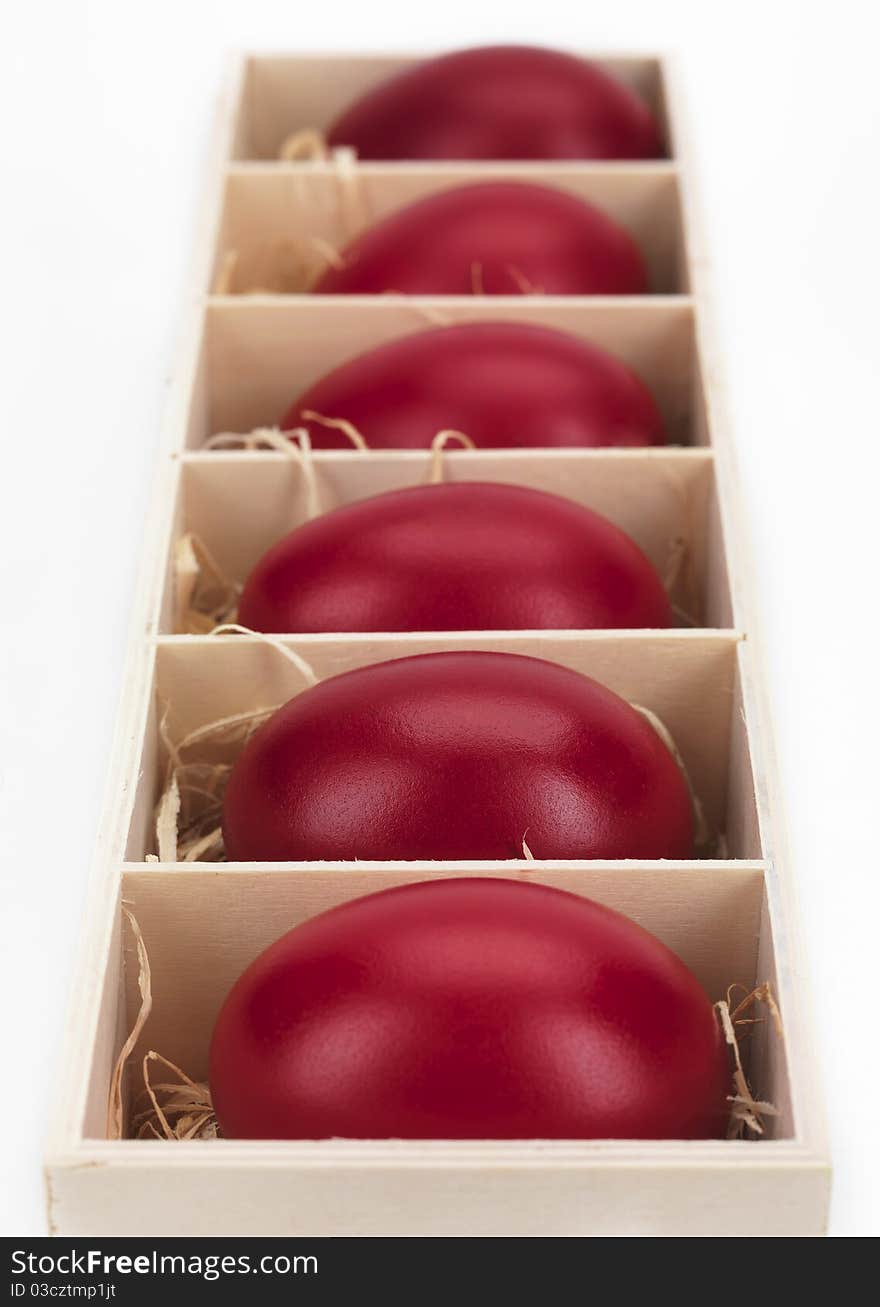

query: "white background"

left=1, top=0, right=877, bottom=1238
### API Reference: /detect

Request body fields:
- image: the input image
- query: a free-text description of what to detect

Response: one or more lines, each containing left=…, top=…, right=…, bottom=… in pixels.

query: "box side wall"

left=47, top=1156, right=830, bottom=1237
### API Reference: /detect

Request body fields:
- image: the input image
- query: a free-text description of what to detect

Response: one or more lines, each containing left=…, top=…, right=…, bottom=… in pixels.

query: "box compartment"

left=215, top=165, right=689, bottom=294
left=194, top=298, right=702, bottom=447
left=231, top=53, right=674, bottom=162
left=113, top=862, right=775, bottom=1107
left=45, top=862, right=831, bottom=1239
left=123, top=632, right=760, bottom=863
left=164, top=447, right=724, bottom=631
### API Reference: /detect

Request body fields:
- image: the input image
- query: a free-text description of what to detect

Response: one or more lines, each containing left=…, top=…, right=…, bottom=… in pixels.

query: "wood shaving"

left=131, top=1053, right=218, bottom=1141
left=155, top=773, right=181, bottom=863
left=153, top=630, right=318, bottom=861
left=275, top=133, right=367, bottom=235
left=299, top=410, right=369, bottom=450
left=211, top=248, right=238, bottom=295
left=209, top=624, right=320, bottom=685
left=204, top=425, right=306, bottom=455
left=630, top=702, right=712, bottom=854
left=106, top=910, right=153, bottom=1140
left=505, top=264, right=544, bottom=295
left=154, top=707, right=277, bottom=861
left=174, top=533, right=241, bottom=634
left=211, top=236, right=343, bottom=294
left=715, top=983, right=783, bottom=1138
left=278, top=128, right=330, bottom=162
left=663, top=535, right=700, bottom=627
left=108, top=912, right=218, bottom=1140
left=402, top=300, right=452, bottom=326
left=429, top=429, right=476, bottom=483
left=202, top=425, right=321, bottom=522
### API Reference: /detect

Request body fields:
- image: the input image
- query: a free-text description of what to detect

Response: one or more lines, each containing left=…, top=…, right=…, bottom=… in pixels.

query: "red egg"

left=282, top=322, right=665, bottom=448
left=209, top=878, right=727, bottom=1139
left=326, top=46, right=663, bottom=161
left=237, top=483, right=672, bottom=633
left=222, top=651, right=694, bottom=861
left=311, top=183, right=648, bottom=295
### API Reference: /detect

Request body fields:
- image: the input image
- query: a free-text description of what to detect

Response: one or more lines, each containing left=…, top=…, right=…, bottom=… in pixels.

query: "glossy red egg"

left=209, top=878, right=727, bottom=1139
left=327, top=46, right=663, bottom=161
left=311, top=182, right=648, bottom=295
left=282, top=322, right=665, bottom=448
left=237, top=483, right=672, bottom=633
left=222, top=651, right=694, bottom=861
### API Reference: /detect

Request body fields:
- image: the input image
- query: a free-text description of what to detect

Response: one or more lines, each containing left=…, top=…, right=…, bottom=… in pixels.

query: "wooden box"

left=44, top=52, right=831, bottom=1238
